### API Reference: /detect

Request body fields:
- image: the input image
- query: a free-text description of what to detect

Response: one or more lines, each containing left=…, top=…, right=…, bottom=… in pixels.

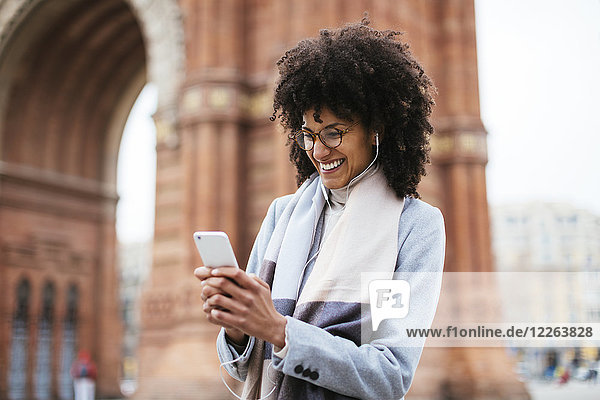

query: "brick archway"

left=0, top=0, right=183, bottom=397
left=0, top=1, right=531, bottom=399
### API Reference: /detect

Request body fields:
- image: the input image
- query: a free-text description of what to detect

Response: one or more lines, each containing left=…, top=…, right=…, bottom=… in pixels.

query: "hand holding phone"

left=193, top=231, right=239, bottom=268
left=193, top=231, right=247, bottom=341
left=194, top=231, right=239, bottom=313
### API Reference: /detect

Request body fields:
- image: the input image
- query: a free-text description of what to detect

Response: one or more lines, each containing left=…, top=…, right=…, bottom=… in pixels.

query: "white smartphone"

left=193, top=231, right=239, bottom=268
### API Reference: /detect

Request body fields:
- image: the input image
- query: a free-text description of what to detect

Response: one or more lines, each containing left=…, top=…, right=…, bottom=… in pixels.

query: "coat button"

left=294, top=365, right=303, bottom=374
left=309, top=371, right=319, bottom=380
left=302, top=368, right=311, bottom=377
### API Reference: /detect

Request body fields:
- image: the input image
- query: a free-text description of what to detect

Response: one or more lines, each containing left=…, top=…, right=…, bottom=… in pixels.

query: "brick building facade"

left=0, top=0, right=527, bottom=399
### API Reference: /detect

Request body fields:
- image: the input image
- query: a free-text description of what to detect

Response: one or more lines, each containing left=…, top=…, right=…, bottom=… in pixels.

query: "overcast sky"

left=116, top=84, right=157, bottom=243
left=116, top=0, right=600, bottom=243
left=475, top=0, right=600, bottom=214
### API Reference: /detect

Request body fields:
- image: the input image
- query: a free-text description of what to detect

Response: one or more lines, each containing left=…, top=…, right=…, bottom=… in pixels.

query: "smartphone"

left=193, top=231, right=239, bottom=268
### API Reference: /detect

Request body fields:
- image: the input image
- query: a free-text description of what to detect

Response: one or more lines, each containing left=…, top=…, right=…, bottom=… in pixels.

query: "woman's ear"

left=371, top=128, right=383, bottom=145
left=372, top=133, right=379, bottom=146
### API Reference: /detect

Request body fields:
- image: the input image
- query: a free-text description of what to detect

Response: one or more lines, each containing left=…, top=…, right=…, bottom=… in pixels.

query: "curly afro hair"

left=271, top=17, right=436, bottom=199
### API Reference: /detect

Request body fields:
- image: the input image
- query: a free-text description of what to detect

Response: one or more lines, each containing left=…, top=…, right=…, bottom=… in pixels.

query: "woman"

left=195, top=18, right=445, bottom=400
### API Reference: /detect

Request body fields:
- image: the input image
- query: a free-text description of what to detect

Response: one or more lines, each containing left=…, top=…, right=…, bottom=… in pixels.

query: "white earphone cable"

left=219, top=339, right=278, bottom=400
left=342, top=133, right=379, bottom=207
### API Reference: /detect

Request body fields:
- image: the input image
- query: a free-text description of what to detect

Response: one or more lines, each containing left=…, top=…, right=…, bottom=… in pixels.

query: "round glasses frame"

left=291, top=122, right=359, bottom=151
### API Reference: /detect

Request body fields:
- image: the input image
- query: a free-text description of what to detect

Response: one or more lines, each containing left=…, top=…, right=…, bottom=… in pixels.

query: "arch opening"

left=115, top=82, right=157, bottom=389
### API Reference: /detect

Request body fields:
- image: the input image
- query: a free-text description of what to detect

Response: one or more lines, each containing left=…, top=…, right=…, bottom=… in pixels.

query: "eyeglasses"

left=291, top=122, right=359, bottom=151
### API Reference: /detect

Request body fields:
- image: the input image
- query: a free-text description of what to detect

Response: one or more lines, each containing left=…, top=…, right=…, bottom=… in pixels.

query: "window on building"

left=58, top=284, right=78, bottom=400
left=588, top=308, right=600, bottom=321
left=8, top=279, right=30, bottom=400
left=34, top=282, right=55, bottom=400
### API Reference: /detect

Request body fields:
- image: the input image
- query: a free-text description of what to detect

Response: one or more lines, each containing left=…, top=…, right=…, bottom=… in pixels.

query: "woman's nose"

left=312, top=138, right=331, bottom=159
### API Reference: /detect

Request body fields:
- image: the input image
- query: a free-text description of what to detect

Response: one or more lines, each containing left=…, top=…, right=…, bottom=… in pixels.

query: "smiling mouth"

left=320, top=159, right=345, bottom=171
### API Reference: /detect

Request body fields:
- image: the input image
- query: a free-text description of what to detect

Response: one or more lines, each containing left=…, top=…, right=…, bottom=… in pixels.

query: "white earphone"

left=219, top=342, right=278, bottom=399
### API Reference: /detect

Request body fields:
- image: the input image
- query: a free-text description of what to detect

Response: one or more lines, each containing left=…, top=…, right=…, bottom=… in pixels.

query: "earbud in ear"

left=375, top=133, right=379, bottom=146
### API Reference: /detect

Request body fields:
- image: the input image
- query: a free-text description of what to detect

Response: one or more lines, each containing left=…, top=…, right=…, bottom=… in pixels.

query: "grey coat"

left=216, top=195, right=445, bottom=400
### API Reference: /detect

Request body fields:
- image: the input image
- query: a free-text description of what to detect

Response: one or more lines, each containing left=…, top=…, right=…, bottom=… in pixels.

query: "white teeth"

left=321, top=159, right=343, bottom=171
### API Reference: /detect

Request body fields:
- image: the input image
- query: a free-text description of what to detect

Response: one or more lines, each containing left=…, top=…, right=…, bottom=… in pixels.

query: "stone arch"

left=0, top=0, right=184, bottom=397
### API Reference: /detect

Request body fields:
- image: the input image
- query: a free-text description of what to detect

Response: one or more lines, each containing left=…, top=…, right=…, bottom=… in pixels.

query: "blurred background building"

left=1, top=0, right=579, bottom=399
left=492, top=203, right=600, bottom=273
left=490, top=203, right=600, bottom=383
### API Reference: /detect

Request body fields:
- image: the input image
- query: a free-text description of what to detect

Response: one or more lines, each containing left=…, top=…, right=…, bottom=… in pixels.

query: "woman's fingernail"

left=211, top=268, right=219, bottom=275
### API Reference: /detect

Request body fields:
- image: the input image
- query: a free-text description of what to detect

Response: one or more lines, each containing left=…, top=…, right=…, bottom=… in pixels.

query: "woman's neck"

left=327, top=163, right=379, bottom=209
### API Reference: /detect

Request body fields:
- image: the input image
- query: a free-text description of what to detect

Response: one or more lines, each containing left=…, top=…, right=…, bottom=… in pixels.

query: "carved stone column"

left=135, top=72, right=249, bottom=400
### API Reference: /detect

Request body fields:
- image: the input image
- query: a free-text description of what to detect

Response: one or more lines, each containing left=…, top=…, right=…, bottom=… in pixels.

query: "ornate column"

left=136, top=0, right=247, bottom=397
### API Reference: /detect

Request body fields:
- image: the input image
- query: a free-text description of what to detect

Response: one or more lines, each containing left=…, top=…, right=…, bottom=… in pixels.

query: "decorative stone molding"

left=1, top=235, right=95, bottom=275
left=125, top=0, right=185, bottom=148
left=179, top=83, right=275, bottom=126
left=431, top=131, right=487, bottom=159
left=125, top=0, right=185, bottom=112
left=180, top=84, right=238, bottom=114
left=180, top=86, right=204, bottom=115
left=431, top=116, right=488, bottom=163
left=240, top=89, right=274, bottom=120
left=141, top=285, right=203, bottom=328
left=0, top=0, right=37, bottom=54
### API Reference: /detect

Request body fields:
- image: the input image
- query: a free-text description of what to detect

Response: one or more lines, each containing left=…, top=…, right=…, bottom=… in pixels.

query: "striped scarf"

left=242, top=168, right=404, bottom=399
